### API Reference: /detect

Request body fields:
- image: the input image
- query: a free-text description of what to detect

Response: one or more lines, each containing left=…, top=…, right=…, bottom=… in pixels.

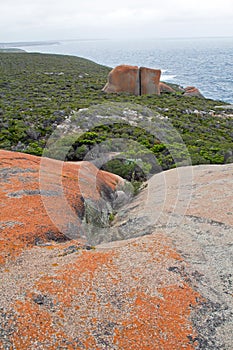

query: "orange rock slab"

left=140, top=67, right=161, bottom=95
left=0, top=150, right=121, bottom=264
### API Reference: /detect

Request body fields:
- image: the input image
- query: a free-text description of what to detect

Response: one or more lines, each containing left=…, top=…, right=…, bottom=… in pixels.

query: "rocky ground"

left=0, top=151, right=232, bottom=349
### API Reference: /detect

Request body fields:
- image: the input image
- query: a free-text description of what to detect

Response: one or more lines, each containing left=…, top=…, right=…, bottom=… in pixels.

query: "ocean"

left=8, top=37, right=233, bottom=103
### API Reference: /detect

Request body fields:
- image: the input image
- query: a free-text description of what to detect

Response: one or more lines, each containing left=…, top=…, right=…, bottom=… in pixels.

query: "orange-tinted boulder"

left=102, top=65, right=206, bottom=98
left=0, top=150, right=122, bottom=264
left=102, top=65, right=140, bottom=95
left=184, top=86, right=204, bottom=97
left=159, top=81, right=175, bottom=93
left=140, top=67, right=161, bottom=95
left=102, top=65, right=161, bottom=96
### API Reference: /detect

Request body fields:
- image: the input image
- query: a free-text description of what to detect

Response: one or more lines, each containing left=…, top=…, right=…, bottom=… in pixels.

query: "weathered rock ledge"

left=0, top=150, right=123, bottom=264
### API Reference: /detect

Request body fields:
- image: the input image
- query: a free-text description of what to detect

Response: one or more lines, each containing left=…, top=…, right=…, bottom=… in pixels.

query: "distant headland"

left=0, top=40, right=60, bottom=48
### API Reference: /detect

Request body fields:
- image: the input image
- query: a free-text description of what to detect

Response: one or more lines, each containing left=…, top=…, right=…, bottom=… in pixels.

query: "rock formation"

left=0, top=150, right=122, bottom=264
left=184, top=86, right=204, bottom=98
left=103, top=65, right=204, bottom=98
left=102, top=65, right=140, bottom=95
left=102, top=65, right=161, bottom=96
left=1, top=150, right=232, bottom=349
left=159, top=81, right=175, bottom=93
left=140, top=67, right=161, bottom=95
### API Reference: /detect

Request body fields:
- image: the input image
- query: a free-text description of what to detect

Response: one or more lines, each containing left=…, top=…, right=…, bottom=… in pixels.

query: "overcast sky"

left=1, top=0, right=233, bottom=42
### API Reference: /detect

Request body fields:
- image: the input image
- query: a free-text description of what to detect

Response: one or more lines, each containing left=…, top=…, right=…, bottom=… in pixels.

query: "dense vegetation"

left=0, top=52, right=232, bottom=182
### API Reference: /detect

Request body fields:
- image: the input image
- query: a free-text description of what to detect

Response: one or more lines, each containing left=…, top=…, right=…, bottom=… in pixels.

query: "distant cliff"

left=0, top=48, right=26, bottom=52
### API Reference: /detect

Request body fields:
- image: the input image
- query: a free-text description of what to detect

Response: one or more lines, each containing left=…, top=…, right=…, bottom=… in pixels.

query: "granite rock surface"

left=0, top=150, right=232, bottom=349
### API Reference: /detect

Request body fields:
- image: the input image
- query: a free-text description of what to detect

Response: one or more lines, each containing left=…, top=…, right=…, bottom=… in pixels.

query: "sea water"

left=9, top=37, right=233, bottom=103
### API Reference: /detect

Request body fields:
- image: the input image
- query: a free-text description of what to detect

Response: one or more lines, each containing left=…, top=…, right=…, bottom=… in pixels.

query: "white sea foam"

left=161, top=74, right=177, bottom=81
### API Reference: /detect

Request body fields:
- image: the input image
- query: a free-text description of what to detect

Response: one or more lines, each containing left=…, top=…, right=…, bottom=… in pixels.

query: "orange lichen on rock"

left=0, top=150, right=121, bottom=265
left=8, top=250, right=116, bottom=349
left=113, top=285, right=198, bottom=349
left=2, top=154, right=231, bottom=348
left=3, top=233, right=200, bottom=349
left=12, top=299, right=76, bottom=350
left=34, top=251, right=114, bottom=307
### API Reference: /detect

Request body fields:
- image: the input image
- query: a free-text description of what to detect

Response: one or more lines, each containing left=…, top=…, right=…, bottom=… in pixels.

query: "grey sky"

left=1, top=0, right=233, bottom=42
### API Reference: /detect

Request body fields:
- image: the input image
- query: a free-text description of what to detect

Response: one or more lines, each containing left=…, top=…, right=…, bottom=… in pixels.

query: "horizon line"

left=1, top=35, right=233, bottom=46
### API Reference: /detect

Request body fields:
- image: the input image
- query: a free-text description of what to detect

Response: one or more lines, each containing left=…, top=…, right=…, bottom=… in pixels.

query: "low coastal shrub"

left=0, top=52, right=232, bottom=183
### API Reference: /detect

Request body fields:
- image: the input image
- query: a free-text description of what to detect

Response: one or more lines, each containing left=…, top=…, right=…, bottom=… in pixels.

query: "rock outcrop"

left=0, top=150, right=122, bottom=265
left=103, top=65, right=204, bottom=98
left=102, top=65, right=161, bottom=96
left=0, top=150, right=232, bottom=349
left=159, top=81, right=175, bottom=93
left=184, top=86, right=204, bottom=98
left=140, top=67, right=161, bottom=95
left=102, top=65, right=140, bottom=95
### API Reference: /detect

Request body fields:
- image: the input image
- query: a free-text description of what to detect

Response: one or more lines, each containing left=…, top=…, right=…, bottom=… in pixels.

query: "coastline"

left=1, top=37, right=232, bottom=103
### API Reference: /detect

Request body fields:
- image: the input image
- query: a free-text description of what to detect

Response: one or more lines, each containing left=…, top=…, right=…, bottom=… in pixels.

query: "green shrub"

left=0, top=52, right=232, bottom=185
